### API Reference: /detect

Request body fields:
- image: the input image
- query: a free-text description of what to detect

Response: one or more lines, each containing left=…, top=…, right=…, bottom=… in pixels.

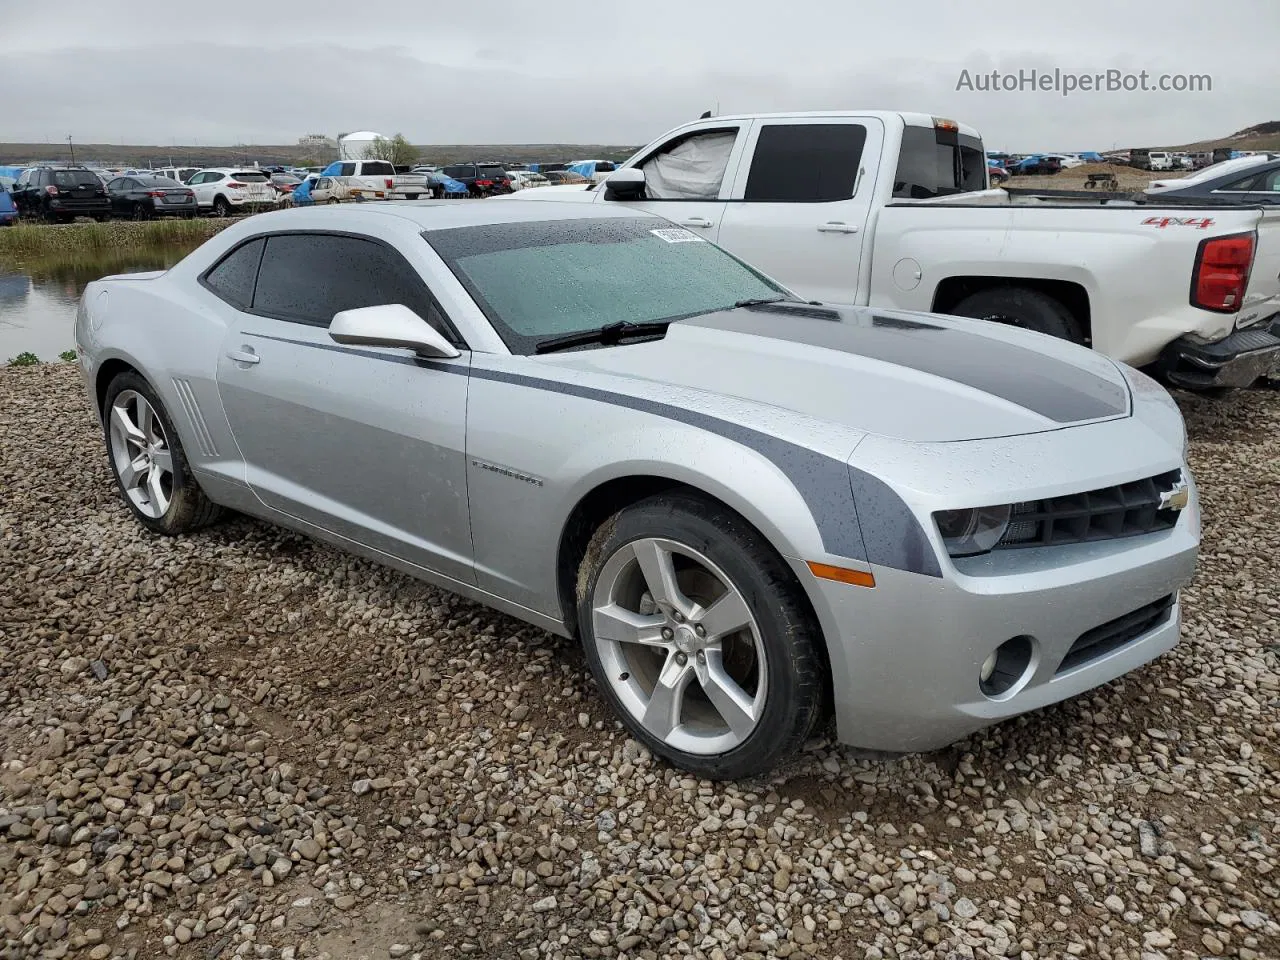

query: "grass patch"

left=0, top=219, right=230, bottom=266
left=7, top=351, right=40, bottom=366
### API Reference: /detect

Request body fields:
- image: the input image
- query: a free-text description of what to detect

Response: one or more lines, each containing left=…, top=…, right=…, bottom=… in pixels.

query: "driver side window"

left=637, top=128, right=740, bottom=200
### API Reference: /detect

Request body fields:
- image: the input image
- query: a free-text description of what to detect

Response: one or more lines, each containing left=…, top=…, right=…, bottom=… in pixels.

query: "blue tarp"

left=0, top=166, right=25, bottom=181
left=291, top=177, right=316, bottom=205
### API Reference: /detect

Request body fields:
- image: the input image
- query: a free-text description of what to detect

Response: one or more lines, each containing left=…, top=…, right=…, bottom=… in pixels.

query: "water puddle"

left=0, top=246, right=201, bottom=363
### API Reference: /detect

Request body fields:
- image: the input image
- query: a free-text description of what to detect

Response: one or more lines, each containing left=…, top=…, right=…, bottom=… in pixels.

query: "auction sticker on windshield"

left=650, top=228, right=705, bottom=243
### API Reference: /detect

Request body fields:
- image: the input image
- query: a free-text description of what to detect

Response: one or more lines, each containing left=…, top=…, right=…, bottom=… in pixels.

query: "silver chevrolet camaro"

left=75, top=202, right=1200, bottom=779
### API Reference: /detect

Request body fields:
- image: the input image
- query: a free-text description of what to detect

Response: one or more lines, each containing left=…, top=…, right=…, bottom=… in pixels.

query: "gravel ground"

left=1, top=365, right=1278, bottom=960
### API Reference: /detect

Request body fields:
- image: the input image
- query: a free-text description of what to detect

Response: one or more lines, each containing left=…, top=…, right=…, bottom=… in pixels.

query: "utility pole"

left=67, top=135, right=76, bottom=165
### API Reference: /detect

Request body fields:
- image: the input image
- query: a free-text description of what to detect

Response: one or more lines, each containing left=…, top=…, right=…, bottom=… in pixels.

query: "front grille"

left=996, top=470, right=1183, bottom=549
left=1057, top=594, right=1175, bottom=673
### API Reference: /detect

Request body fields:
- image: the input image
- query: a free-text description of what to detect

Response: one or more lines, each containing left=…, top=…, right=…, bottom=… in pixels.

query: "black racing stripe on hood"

left=680, top=309, right=1128, bottom=424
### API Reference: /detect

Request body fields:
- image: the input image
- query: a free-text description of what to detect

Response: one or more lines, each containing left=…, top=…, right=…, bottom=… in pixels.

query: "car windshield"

left=424, top=216, right=789, bottom=355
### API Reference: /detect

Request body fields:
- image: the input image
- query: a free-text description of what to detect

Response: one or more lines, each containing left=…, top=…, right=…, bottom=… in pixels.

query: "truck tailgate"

left=1241, top=208, right=1280, bottom=327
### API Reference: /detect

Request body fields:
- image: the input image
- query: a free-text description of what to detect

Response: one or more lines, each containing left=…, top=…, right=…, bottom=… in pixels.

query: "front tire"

left=576, top=493, right=826, bottom=779
left=949, top=286, right=1082, bottom=343
left=103, top=372, right=224, bottom=535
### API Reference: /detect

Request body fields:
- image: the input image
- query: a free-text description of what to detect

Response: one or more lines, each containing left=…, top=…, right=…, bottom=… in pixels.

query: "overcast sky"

left=4, top=0, right=1276, bottom=150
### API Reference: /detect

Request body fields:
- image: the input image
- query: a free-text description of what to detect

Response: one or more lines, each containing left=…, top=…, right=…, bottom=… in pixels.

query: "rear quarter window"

left=201, top=238, right=265, bottom=310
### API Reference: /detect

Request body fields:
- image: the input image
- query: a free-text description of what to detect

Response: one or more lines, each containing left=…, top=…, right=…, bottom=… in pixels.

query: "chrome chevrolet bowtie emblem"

left=1159, top=480, right=1190, bottom=511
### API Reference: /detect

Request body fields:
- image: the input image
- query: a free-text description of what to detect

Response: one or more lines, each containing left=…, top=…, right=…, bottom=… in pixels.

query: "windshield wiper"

left=732, top=296, right=789, bottom=309
left=534, top=320, right=671, bottom=354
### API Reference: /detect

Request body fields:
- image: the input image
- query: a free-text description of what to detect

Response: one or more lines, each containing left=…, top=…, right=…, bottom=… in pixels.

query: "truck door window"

left=638, top=129, right=738, bottom=200
left=743, top=124, right=866, bottom=202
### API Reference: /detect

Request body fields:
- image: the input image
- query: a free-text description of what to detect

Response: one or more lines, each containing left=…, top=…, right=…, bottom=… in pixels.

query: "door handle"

left=226, top=347, right=260, bottom=365
left=680, top=217, right=715, bottom=228
left=817, top=221, right=859, bottom=233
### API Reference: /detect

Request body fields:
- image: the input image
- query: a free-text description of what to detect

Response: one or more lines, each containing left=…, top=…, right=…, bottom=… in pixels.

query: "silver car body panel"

left=75, top=201, right=1200, bottom=752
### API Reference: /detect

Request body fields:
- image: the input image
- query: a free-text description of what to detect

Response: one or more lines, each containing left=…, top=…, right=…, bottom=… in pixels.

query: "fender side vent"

left=171, top=378, right=217, bottom=458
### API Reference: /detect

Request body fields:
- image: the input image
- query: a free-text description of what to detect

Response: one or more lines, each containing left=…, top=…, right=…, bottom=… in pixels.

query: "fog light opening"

left=979, top=636, right=1034, bottom=698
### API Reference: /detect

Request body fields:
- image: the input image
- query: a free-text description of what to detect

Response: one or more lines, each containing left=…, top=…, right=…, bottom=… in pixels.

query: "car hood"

left=534, top=304, right=1131, bottom=442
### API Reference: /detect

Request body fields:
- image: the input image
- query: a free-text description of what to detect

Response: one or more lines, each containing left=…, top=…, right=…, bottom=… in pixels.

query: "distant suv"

left=11, top=167, right=111, bottom=222
left=186, top=168, right=277, bottom=217
left=441, top=162, right=513, bottom=197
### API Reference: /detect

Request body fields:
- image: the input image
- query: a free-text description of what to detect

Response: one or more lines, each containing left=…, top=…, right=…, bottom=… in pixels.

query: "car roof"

left=249, top=199, right=662, bottom=232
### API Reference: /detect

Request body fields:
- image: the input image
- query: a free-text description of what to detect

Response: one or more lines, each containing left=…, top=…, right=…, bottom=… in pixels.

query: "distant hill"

left=1159, top=121, right=1280, bottom=153
left=0, top=142, right=641, bottom=168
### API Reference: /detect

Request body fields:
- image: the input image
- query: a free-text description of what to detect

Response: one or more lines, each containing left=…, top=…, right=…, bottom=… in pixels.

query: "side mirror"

left=329, top=304, right=460, bottom=359
left=603, top=167, right=646, bottom=201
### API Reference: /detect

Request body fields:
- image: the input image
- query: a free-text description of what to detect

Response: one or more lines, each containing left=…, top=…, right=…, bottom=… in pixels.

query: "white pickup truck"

left=507, top=111, right=1280, bottom=389
left=318, top=160, right=430, bottom=201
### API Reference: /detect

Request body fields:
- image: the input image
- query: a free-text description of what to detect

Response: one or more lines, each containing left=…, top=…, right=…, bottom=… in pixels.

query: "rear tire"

left=576, top=493, right=826, bottom=779
left=327, top=197, right=340, bottom=205
left=949, top=286, right=1082, bottom=343
left=131, top=202, right=148, bottom=221
left=103, top=372, right=224, bottom=536
left=213, top=196, right=231, bottom=218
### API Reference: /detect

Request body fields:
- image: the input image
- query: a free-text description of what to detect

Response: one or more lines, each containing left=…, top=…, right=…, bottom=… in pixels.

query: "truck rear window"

left=894, top=126, right=987, bottom=199
left=361, top=162, right=396, bottom=175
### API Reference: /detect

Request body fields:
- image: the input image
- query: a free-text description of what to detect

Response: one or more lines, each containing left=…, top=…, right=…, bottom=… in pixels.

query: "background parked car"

left=1010, top=154, right=1062, bottom=176
left=507, top=170, right=551, bottom=191
left=270, top=173, right=303, bottom=199
left=442, top=162, right=513, bottom=196
left=987, top=163, right=1010, bottom=185
left=106, top=175, right=197, bottom=219
left=11, top=167, right=111, bottom=222
left=542, top=170, right=590, bottom=185
left=153, top=167, right=199, bottom=184
left=0, top=190, right=17, bottom=226
left=300, top=175, right=357, bottom=204
left=186, top=168, right=276, bottom=217
left=1145, top=154, right=1280, bottom=203
left=421, top=171, right=468, bottom=198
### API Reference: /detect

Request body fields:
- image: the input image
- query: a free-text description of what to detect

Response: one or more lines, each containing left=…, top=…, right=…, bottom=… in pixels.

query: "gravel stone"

left=2, top=366, right=1278, bottom=960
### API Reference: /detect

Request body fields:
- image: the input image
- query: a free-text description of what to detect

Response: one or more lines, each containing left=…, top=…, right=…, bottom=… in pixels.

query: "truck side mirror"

left=603, top=168, right=646, bottom=201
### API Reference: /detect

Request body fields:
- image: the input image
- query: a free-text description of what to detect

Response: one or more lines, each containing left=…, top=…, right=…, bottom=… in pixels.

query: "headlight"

left=934, top=505, right=1012, bottom=557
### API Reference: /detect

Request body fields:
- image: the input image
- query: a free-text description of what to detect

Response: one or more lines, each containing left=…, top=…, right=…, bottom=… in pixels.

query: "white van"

left=1147, top=152, right=1174, bottom=171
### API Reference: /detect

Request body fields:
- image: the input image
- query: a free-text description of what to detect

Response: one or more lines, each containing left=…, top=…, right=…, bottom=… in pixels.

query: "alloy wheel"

left=591, top=537, right=767, bottom=755
left=108, top=390, right=173, bottom=519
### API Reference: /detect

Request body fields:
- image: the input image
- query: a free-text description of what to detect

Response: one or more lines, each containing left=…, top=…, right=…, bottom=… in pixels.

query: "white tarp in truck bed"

left=644, top=132, right=736, bottom=200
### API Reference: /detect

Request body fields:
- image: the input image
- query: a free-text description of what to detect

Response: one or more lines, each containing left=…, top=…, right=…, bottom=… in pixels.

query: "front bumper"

left=1157, top=315, right=1280, bottom=389
left=797, top=475, right=1200, bottom=753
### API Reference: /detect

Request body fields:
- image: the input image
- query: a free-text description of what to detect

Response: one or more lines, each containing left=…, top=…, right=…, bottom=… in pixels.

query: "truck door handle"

left=817, top=221, right=859, bottom=234
left=680, top=217, right=715, bottom=228
left=226, top=347, right=260, bottom=365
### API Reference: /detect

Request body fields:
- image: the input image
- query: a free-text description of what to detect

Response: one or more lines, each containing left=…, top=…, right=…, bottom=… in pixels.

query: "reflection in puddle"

left=0, top=246, right=202, bottom=363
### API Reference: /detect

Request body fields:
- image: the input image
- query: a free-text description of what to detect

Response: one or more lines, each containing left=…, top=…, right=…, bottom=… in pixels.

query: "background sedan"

left=106, top=175, right=198, bottom=219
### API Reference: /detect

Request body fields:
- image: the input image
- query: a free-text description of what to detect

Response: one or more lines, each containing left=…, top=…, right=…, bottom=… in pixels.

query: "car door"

left=599, top=125, right=750, bottom=238
left=715, top=117, right=882, bottom=305
left=211, top=230, right=474, bottom=583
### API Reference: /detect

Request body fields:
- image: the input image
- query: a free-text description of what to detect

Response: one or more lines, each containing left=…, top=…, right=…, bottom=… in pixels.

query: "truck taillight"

left=385, top=178, right=393, bottom=189
left=1191, top=233, right=1254, bottom=313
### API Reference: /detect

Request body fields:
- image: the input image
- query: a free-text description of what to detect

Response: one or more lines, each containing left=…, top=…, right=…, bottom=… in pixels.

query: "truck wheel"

left=949, top=287, right=1082, bottom=343
left=576, top=492, right=827, bottom=779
